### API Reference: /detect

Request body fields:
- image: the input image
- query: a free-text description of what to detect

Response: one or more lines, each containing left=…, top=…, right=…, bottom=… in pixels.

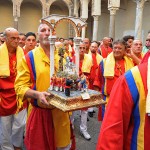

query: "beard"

left=40, top=37, right=50, bottom=45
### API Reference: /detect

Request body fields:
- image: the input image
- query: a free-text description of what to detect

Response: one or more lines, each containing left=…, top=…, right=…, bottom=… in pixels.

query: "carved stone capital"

left=93, top=15, right=99, bottom=21
left=133, top=0, right=146, bottom=9
left=108, top=7, right=119, bottom=15
left=14, top=16, right=18, bottom=21
left=13, top=1, right=21, bottom=17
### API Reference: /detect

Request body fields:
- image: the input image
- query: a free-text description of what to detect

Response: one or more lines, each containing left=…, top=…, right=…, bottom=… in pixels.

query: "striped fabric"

left=25, top=51, right=39, bottom=107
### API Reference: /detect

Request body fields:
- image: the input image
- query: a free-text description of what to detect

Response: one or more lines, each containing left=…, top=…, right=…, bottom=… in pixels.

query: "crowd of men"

left=0, top=24, right=150, bottom=150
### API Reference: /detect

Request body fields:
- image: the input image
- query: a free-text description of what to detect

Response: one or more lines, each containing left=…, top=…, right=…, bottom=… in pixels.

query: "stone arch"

left=49, top=1, right=70, bottom=38
left=48, top=0, right=73, bottom=11
left=19, top=0, right=42, bottom=33
left=20, top=0, right=43, bottom=8
left=54, top=18, right=81, bottom=37
left=0, top=0, right=13, bottom=31
left=41, top=15, right=87, bottom=37
left=49, top=0, right=69, bottom=15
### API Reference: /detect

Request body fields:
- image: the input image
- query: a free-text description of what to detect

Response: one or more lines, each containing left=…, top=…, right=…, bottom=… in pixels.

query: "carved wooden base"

left=47, top=88, right=106, bottom=112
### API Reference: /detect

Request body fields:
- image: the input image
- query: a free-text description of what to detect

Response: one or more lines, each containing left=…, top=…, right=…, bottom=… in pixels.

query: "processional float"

left=41, top=14, right=106, bottom=112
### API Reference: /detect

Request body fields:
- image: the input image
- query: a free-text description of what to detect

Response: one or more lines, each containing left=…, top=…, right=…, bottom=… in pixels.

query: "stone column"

left=81, top=18, right=87, bottom=40
left=134, top=0, right=145, bottom=39
left=80, top=0, right=88, bottom=39
left=74, top=0, right=79, bottom=17
left=49, top=35, right=56, bottom=79
left=81, top=27, right=86, bottom=40
left=13, top=2, right=20, bottom=30
left=69, top=6, right=75, bottom=37
left=42, top=4, right=49, bottom=18
left=14, top=16, right=18, bottom=30
left=108, top=7, right=118, bottom=39
left=92, top=16, right=99, bottom=41
left=74, top=37, right=82, bottom=76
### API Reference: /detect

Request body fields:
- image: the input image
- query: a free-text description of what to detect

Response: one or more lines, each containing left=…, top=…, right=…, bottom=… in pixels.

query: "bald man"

left=83, top=38, right=91, bottom=54
left=99, top=37, right=112, bottom=58
left=0, top=28, right=26, bottom=150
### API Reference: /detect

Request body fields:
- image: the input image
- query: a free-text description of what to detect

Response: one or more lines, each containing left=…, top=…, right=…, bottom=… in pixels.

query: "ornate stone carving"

left=41, top=14, right=87, bottom=37
left=134, top=0, right=145, bottom=9
left=93, top=15, right=99, bottom=21
left=47, top=89, right=105, bottom=112
left=108, top=7, right=119, bottom=15
left=13, top=3, right=20, bottom=17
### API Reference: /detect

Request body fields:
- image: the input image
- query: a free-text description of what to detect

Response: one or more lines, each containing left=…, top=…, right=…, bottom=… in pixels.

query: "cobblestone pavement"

left=73, top=108, right=101, bottom=150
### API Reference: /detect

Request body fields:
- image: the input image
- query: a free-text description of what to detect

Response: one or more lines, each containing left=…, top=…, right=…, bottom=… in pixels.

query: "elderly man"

left=94, top=39, right=134, bottom=120
left=131, top=39, right=144, bottom=65
left=96, top=47, right=150, bottom=150
left=15, top=23, right=71, bottom=150
left=0, top=28, right=26, bottom=150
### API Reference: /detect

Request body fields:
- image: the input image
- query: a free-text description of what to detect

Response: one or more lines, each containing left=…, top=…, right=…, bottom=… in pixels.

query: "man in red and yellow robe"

left=0, top=28, right=26, bottom=150
left=94, top=40, right=134, bottom=120
left=97, top=51, right=150, bottom=150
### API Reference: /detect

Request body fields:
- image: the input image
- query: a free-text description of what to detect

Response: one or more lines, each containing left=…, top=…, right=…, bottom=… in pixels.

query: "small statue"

left=55, top=76, right=60, bottom=91
left=58, top=44, right=65, bottom=72
left=60, top=77, right=65, bottom=92
left=78, top=73, right=88, bottom=92
left=65, top=76, right=73, bottom=96
left=50, top=74, right=56, bottom=90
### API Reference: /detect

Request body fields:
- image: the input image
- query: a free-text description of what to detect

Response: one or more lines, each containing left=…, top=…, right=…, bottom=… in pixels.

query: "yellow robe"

left=15, top=46, right=70, bottom=147
left=82, top=54, right=93, bottom=73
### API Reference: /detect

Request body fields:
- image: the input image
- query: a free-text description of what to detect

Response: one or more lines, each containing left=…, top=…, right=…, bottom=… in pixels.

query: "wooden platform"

left=47, top=89, right=106, bottom=112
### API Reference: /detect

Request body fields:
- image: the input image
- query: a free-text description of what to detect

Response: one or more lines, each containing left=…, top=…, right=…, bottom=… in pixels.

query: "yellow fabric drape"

left=104, top=52, right=134, bottom=77
left=0, top=42, right=24, bottom=77
left=82, top=54, right=93, bottom=73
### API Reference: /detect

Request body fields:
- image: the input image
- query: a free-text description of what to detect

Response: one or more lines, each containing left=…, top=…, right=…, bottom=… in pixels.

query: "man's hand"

left=25, top=89, right=50, bottom=106
left=38, top=92, right=50, bottom=105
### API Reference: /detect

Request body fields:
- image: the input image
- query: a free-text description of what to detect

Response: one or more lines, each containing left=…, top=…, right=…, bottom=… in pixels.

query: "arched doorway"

left=19, top=0, right=42, bottom=33
left=0, top=0, right=13, bottom=31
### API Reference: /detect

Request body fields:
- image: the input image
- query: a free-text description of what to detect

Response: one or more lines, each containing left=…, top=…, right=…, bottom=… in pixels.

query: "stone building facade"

left=0, top=0, right=150, bottom=42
